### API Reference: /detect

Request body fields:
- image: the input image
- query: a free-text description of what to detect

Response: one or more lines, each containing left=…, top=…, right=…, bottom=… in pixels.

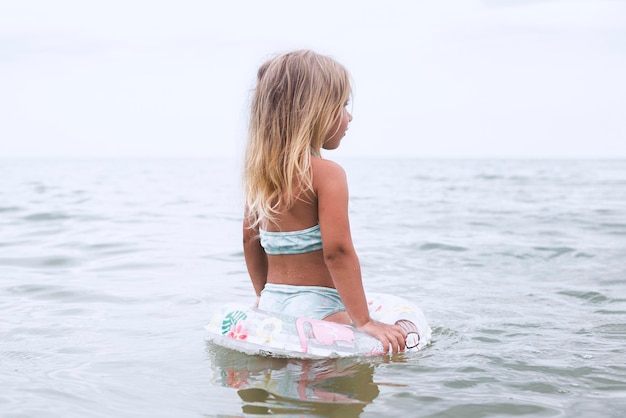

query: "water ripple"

left=558, top=290, right=610, bottom=303
left=5, top=284, right=135, bottom=304
left=22, top=212, right=73, bottom=222
left=0, top=256, right=79, bottom=268
left=419, top=242, right=468, bottom=252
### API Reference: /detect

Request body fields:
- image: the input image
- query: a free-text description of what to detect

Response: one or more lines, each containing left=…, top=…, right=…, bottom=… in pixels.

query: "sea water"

left=1, top=158, right=624, bottom=417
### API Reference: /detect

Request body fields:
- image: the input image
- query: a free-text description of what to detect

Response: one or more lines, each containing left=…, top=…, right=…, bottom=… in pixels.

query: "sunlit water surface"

left=1, top=158, right=625, bottom=417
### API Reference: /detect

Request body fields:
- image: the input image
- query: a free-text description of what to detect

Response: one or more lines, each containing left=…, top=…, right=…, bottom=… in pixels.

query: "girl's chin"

left=322, top=141, right=342, bottom=151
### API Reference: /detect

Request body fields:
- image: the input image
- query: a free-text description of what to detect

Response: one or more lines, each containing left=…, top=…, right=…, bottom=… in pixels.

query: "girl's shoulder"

left=311, top=156, right=347, bottom=190
left=311, top=155, right=345, bottom=174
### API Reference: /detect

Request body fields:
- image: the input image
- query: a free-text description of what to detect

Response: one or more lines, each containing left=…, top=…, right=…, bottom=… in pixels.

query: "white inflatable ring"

left=205, top=292, right=432, bottom=358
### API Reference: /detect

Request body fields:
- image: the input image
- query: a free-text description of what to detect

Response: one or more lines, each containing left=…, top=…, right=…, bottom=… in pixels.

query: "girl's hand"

left=357, top=320, right=407, bottom=354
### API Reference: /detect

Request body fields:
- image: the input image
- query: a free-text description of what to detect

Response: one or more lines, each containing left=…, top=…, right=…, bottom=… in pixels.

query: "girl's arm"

left=243, top=215, right=267, bottom=301
left=315, top=159, right=406, bottom=353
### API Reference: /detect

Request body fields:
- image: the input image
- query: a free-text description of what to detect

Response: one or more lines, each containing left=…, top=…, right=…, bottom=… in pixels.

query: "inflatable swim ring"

left=205, top=292, right=432, bottom=358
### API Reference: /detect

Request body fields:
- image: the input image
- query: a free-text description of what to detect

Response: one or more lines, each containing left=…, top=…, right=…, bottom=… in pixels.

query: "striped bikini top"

left=259, top=225, right=323, bottom=255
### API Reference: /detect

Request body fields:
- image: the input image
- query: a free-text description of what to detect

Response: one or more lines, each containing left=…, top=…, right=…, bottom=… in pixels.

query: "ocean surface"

left=1, top=158, right=625, bottom=417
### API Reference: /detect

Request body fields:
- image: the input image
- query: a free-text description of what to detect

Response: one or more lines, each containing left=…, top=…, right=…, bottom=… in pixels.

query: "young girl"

left=242, top=50, right=407, bottom=353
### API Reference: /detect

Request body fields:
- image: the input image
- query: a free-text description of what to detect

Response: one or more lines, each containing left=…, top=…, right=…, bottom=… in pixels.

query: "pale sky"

left=1, top=0, right=625, bottom=158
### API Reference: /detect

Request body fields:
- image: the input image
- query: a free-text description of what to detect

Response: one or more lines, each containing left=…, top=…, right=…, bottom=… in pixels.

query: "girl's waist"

left=265, top=274, right=335, bottom=289
left=263, top=283, right=338, bottom=293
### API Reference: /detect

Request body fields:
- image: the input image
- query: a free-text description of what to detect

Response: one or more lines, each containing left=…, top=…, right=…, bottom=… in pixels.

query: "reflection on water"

left=207, top=343, right=381, bottom=417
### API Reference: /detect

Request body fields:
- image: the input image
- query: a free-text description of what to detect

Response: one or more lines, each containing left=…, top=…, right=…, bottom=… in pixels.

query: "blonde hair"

left=243, top=50, right=352, bottom=228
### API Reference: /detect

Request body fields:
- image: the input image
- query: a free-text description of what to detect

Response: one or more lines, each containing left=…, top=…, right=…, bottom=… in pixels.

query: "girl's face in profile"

left=323, top=106, right=353, bottom=150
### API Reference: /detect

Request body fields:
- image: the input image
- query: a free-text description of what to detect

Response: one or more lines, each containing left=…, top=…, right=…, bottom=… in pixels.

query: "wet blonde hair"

left=243, top=50, right=352, bottom=228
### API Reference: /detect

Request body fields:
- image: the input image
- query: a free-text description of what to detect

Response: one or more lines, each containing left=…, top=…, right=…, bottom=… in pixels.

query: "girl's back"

left=257, top=156, right=347, bottom=289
